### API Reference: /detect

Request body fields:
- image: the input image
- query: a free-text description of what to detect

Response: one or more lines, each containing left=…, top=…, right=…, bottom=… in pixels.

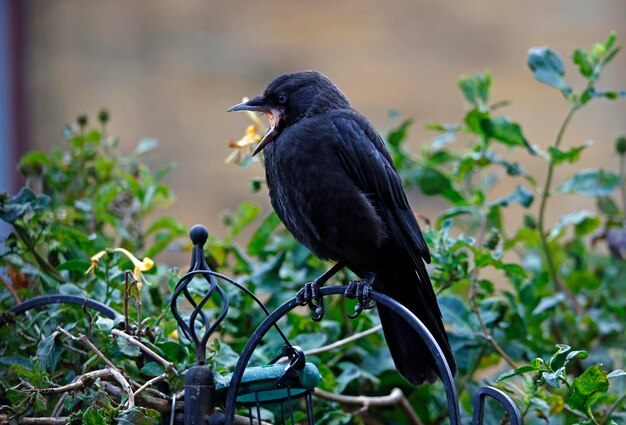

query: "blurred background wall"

left=2, top=0, right=626, bottom=257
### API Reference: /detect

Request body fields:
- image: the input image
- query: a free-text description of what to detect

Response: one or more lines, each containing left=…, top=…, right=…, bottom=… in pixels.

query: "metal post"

left=184, top=365, right=215, bottom=425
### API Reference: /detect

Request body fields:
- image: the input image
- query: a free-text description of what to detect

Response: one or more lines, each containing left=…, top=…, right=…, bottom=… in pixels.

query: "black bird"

left=228, top=71, right=456, bottom=384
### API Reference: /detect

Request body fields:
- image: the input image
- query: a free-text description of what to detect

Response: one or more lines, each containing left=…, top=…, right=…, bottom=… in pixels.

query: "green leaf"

left=557, top=169, right=621, bottom=197
left=489, top=185, right=534, bottom=208
left=134, top=138, right=159, bottom=156
left=116, top=335, right=141, bottom=357
left=607, top=369, right=626, bottom=379
left=542, top=367, right=564, bottom=388
left=564, top=350, right=588, bottom=367
left=0, top=187, right=51, bottom=223
left=567, top=364, right=609, bottom=412
left=528, top=47, right=572, bottom=96
left=572, top=48, right=593, bottom=78
left=140, top=362, right=165, bottom=377
left=496, top=365, right=538, bottom=382
left=95, top=317, right=115, bottom=333
left=19, top=150, right=50, bottom=175
left=57, top=259, right=92, bottom=272
left=225, top=202, right=262, bottom=238
left=548, top=344, right=571, bottom=369
left=549, top=210, right=600, bottom=240
left=116, top=407, right=160, bottom=425
left=387, top=118, right=414, bottom=148
left=548, top=141, right=592, bottom=165
left=458, top=72, right=491, bottom=111
left=532, top=293, right=566, bottom=315
left=597, top=197, right=621, bottom=216
left=485, top=117, right=533, bottom=152
left=247, top=211, right=282, bottom=255
left=83, top=405, right=108, bottom=425
left=406, top=166, right=466, bottom=205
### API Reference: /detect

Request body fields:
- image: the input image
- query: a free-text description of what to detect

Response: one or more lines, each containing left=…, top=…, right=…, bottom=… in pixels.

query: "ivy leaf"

left=0, top=188, right=51, bottom=223
left=557, top=169, right=621, bottom=197
left=140, top=362, right=165, bottom=378
left=116, top=335, right=141, bottom=357
left=528, top=47, right=572, bottom=96
left=548, top=344, right=571, bottom=368
left=83, top=405, right=108, bottom=425
left=543, top=367, right=565, bottom=388
left=567, top=364, right=609, bottom=412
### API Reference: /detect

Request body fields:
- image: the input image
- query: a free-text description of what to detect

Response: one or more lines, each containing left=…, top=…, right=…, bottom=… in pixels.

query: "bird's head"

left=228, top=71, right=350, bottom=155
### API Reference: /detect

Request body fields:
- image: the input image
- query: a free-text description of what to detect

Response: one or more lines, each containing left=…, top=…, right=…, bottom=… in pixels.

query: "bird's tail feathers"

left=374, top=262, right=456, bottom=385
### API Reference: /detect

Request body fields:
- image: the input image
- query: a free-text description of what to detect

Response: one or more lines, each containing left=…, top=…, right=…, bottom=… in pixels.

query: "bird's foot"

left=344, top=273, right=376, bottom=319
left=296, top=279, right=326, bottom=322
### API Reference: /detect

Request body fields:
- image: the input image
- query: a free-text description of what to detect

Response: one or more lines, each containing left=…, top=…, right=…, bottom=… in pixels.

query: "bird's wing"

left=330, top=112, right=431, bottom=267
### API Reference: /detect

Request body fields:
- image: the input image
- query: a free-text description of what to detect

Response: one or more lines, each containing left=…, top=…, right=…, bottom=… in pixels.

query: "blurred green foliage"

left=1, top=32, right=626, bottom=424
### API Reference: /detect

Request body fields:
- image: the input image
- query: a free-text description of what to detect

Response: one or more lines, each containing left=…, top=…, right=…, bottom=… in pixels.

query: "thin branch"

left=314, top=388, right=423, bottom=425
left=111, top=329, right=177, bottom=375
left=56, top=327, right=120, bottom=372
left=132, top=372, right=168, bottom=398
left=37, top=369, right=112, bottom=395
left=277, top=325, right=383, bottom=363
left=0, top=274, right=21, bottom=304
left=108, top=368, right=135, bottom=408
left=0, top=416, right=67, bottom=424
left=599, top=390, right=626, bottom=425
left=536, top=106, right=582, bottom=314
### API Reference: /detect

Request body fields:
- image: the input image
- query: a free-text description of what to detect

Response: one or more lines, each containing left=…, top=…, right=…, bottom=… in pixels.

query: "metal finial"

left=189, top=224, right=209, bottom=246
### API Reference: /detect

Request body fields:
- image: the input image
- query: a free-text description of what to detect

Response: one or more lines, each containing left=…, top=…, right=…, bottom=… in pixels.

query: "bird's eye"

left=278, top=94, right=287, bottom=104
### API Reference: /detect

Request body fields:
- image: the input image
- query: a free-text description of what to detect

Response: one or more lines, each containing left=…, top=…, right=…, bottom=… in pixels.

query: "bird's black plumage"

left=229, top=71, right=456, bottom=384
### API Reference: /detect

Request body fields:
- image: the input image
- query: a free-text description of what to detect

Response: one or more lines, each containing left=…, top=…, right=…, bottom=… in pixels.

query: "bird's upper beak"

left=228, top=96, right=284, bottom=156
left=227, top=96, right=267, bottom=113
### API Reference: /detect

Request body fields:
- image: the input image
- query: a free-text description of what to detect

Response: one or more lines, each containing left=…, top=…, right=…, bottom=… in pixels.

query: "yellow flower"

left=225, top=99, right=267, bottom=165
left=86, top=250, right=108, bottom=274
left=86, top=248, right=154, bottom=289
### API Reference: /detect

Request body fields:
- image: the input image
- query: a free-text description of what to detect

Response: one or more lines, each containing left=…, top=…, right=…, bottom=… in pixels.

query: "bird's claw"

left=296, top=280, right=325, bottom=321
left=344, top=275, right=375, bottom=319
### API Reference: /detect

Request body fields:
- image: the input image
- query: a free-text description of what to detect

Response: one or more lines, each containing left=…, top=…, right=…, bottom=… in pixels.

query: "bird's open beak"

left=228, top=96, right=283, bottom=156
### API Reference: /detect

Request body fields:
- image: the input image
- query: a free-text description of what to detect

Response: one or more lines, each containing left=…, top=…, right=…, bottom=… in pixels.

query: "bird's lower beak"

left=228, top=96, right=283, bottom=156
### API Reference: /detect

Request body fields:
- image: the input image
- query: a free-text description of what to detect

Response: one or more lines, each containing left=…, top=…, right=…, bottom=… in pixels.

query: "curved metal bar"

left=223, top=286, right=461, bottom=425
left=177, top=269, right=294, bottom=350
left=472, top=386, right=521, bottom=425
left=0, top=294, right=118, bottom=326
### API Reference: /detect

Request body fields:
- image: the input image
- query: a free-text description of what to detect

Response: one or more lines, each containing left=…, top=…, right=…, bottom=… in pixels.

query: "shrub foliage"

left=1, top=33, right=625, bottom=424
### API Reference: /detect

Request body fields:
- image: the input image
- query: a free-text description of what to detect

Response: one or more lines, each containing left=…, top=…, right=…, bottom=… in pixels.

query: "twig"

left=111, top=329, right=177, bottom=375
left=108, top=368, right=135, bottom=408
left=536, top=106, right=582, bottom=314
left=472, top=302, right=516, bottom=369
left=314, top=388, right=423, bottom=425
left=0, top=274, right=21, bottom=304
left=31, top=368, right=133, bottom=408
left=133, top=372, right=168, bottom=398
left=469, top=275, right=516, bottom=369
left=599, top=390, right=626, bottom=425
left=0, top=416, right=67, bottom=424
left=56, top=327, right=120, bottom=372
left=276, top=325, right=382, bottom=363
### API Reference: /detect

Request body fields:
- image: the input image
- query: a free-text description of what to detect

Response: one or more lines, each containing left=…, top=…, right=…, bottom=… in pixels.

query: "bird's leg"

left=296, top=262, right=344, bottom=322
left=344, top=272, right=376, bottom=319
